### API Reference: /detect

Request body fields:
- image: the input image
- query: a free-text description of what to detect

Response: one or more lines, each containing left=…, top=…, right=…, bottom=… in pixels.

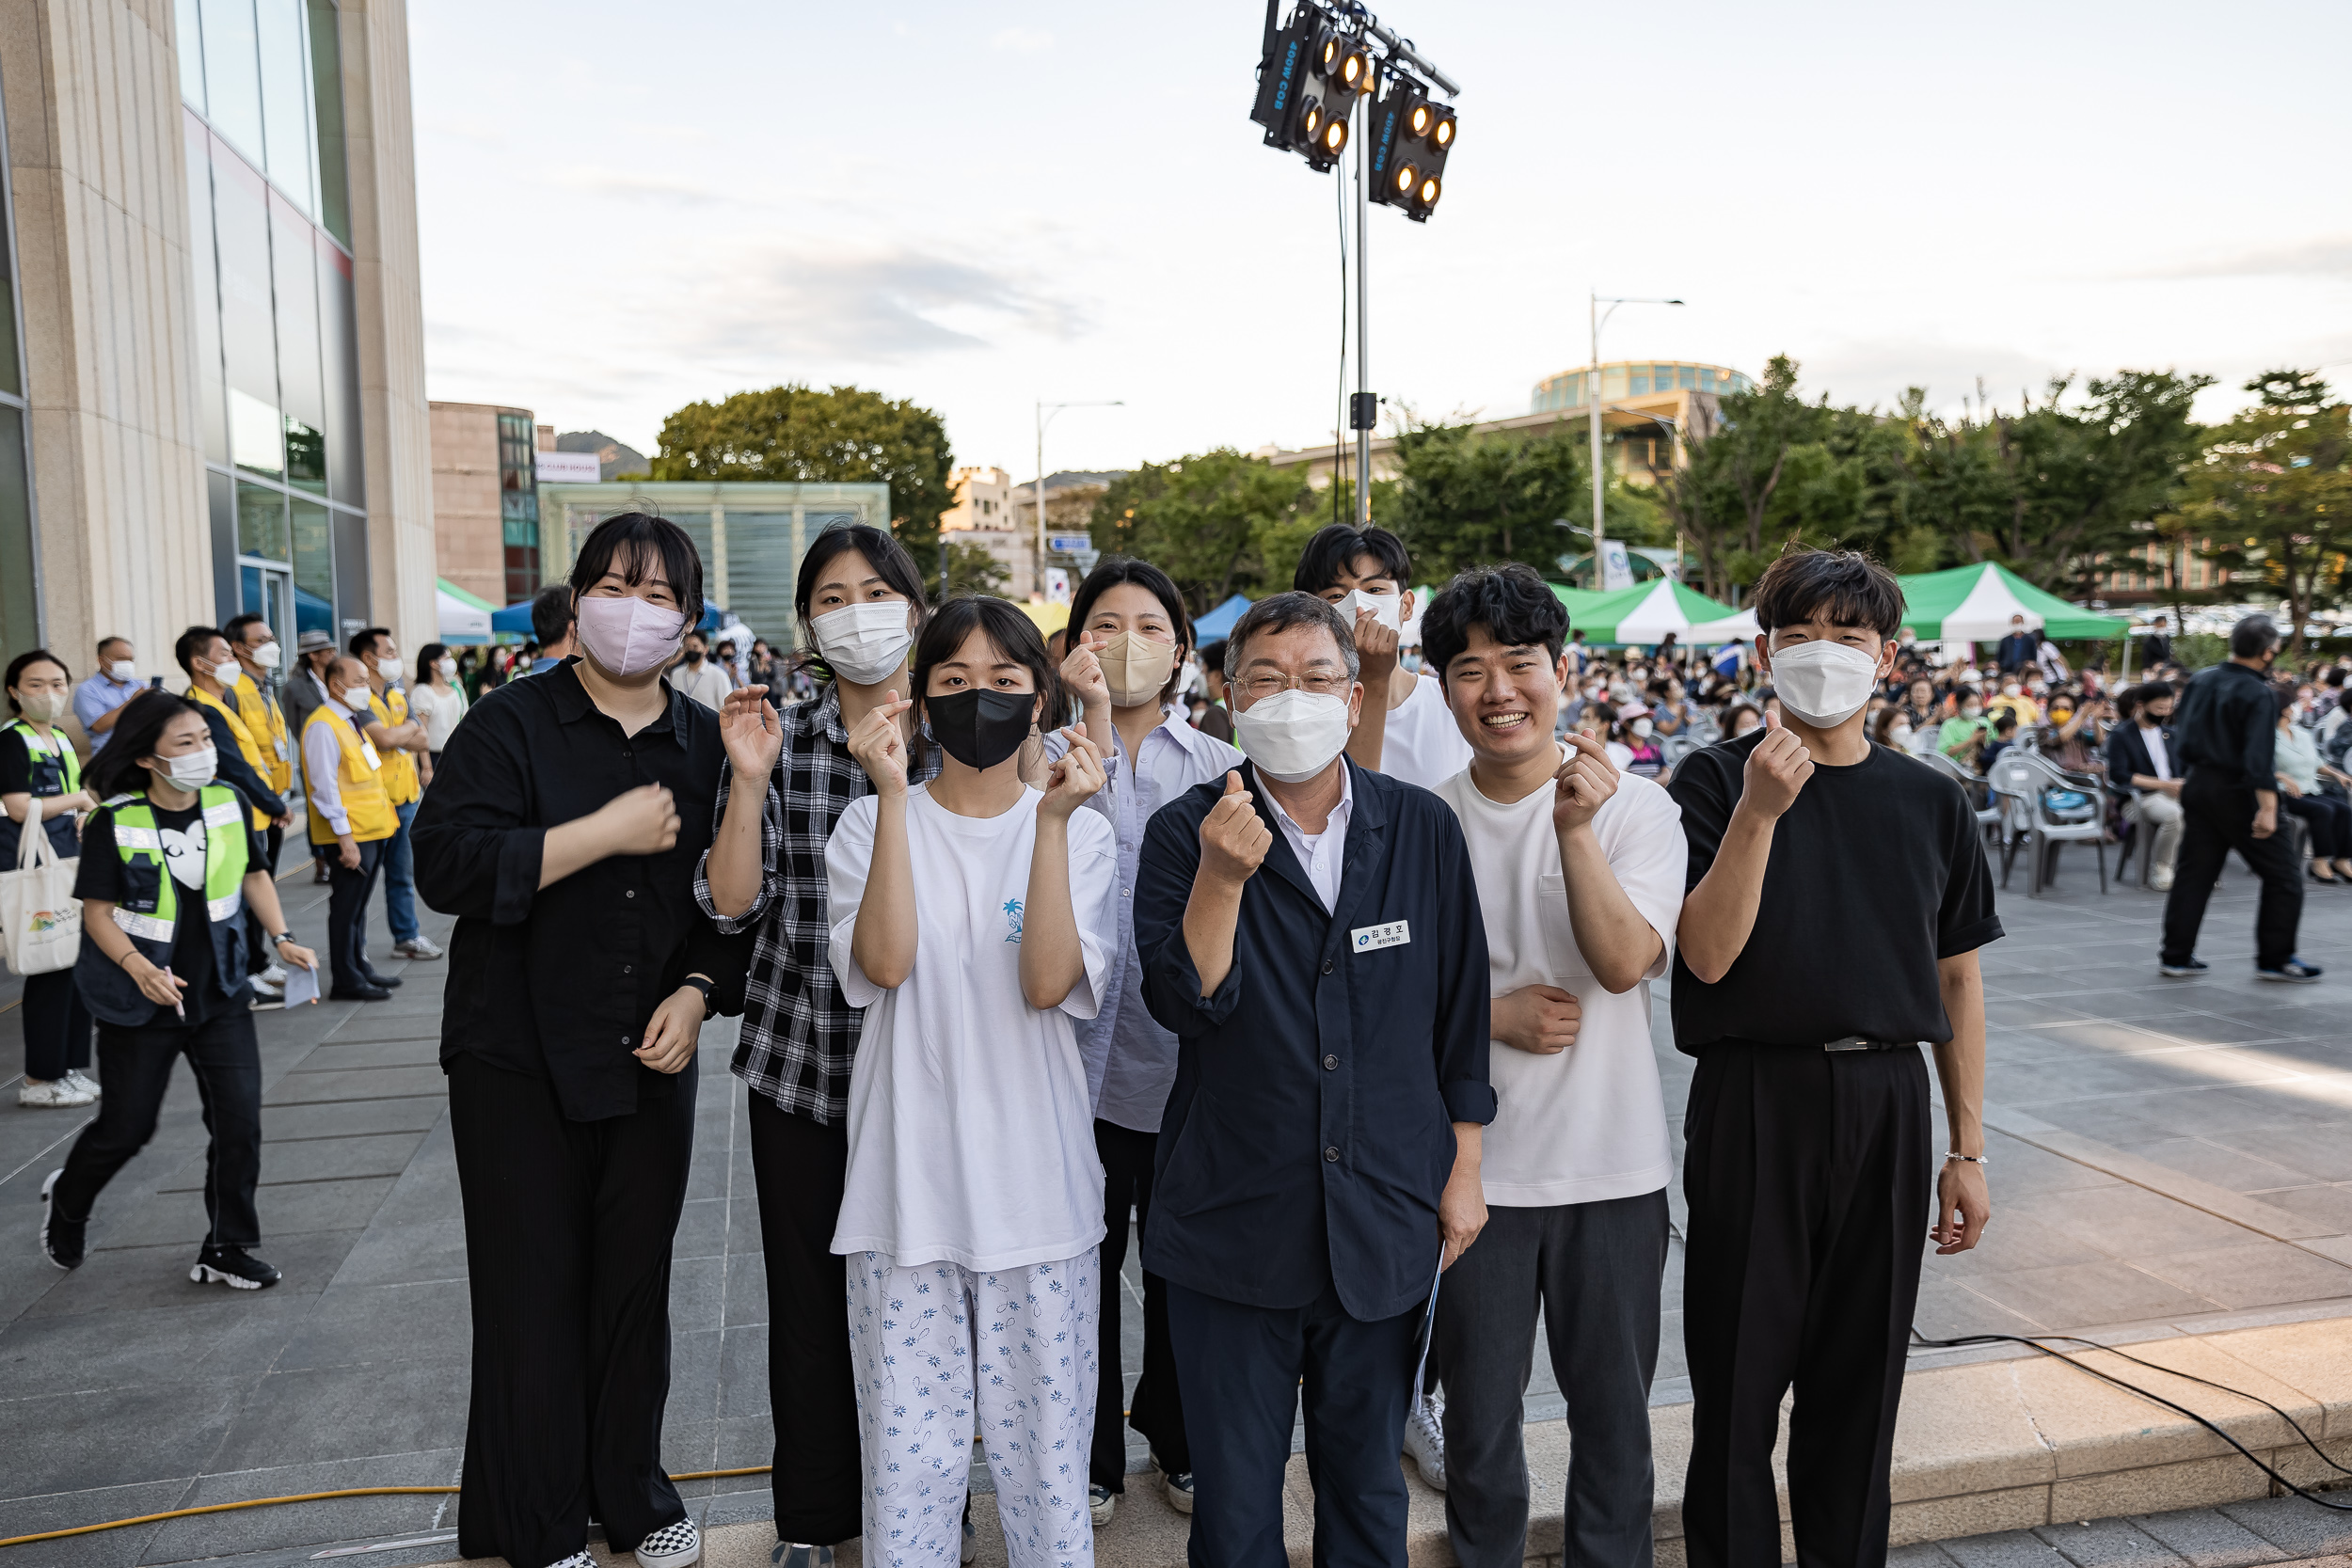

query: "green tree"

left=651, top=384, right=957, bottom=591
left=2183, top=371, right=2352, bottom=652
left=1089, top=450, right=1317, bottom=612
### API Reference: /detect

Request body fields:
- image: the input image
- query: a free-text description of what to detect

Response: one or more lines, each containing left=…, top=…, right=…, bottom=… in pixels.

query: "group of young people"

left=255, top=504, right=1989, bottom=1568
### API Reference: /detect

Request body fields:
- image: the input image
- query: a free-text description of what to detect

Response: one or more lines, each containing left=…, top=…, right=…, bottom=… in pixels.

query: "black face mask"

left=685, top=648, right=704, bottom=663
left=926, top=689, right=1034, bottom=770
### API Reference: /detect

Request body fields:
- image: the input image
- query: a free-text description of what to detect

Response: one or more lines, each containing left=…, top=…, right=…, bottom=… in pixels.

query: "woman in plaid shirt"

left=698, top=525, right=936, bottom=1567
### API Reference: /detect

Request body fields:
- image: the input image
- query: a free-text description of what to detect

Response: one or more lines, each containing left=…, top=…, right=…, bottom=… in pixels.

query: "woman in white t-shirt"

left=406, top=643, right=469, bottom=769
left=827, top=594, right=1121, bottom=1568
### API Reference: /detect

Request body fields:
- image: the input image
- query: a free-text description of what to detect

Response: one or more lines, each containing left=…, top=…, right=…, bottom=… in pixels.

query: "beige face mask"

left=1098, top=631, right=1178, bottom=707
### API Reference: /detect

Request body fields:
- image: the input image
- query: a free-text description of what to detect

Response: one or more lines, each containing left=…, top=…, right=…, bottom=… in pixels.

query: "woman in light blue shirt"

left=2275, top=684, right=2352, bottom=883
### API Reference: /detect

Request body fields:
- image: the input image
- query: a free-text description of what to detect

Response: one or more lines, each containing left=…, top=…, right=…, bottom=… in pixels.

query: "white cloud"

left=2116, top=236, right=2352, bottom=282
left=990, top=26, right=1053, bottom=52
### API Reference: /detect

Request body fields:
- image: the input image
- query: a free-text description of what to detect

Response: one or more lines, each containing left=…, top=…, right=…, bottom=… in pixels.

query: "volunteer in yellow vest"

left=303, top=654, right=405, bottom=1001
left=47, top=692, right=316, bottom=1284
left=353, top=627, right=443, bottom=963
left=179, top=626, right=298, bottom=1006
left=3, top=649, right=100, bottom=1109
left=223, top=612, right=300, bottom=999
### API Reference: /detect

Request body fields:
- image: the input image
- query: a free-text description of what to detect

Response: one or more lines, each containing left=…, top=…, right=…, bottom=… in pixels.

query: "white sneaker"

left=393, top=936, right=445, bottom=960
left=2151, top=868, right=2175, bottom=892
left=635, top=1518, right=700, bottom=1568
left=260, top=963, right=289, bottom=988
left=545, top=1555, right=595, bottom=1568
left=1403, top=1393, right=1447, bottom=1490
left=19, top=1079, right=95, bottom=1109
left=63, top=1069, right=101, bottom=1100
left=1089, top=1483, right=1116, bottom=1527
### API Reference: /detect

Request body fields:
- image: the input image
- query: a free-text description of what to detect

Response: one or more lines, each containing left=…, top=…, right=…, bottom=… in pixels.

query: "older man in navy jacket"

left=1134, top=592, right=1495, bottom=1568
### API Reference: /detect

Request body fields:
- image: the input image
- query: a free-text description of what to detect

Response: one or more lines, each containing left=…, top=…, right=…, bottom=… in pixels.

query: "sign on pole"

left=1045, top=568, right=1071, bottom=606
left=1599, top=540, right=1635, bottom=591
left=1047, top=534, right=1092, bottom=555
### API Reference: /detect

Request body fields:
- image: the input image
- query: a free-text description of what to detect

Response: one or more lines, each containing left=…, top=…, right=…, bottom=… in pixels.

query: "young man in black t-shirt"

left=1668, top=549, right=1999, bottom=1568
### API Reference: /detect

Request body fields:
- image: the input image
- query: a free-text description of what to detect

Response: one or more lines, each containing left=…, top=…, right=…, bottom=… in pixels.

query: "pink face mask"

left=576, top=593, right=688, bottom=677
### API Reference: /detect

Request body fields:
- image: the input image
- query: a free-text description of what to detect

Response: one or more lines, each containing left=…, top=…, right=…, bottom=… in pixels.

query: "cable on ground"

left=1913, top=1328, right=2352, bottom=1509
left=0, top=1466, right=772, bottom=1548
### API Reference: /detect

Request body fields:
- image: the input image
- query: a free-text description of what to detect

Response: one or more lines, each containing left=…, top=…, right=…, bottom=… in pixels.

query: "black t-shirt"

left=1666, top=731, right=2003, bottom=1053
left=72, top=791, right=265, bottom=1027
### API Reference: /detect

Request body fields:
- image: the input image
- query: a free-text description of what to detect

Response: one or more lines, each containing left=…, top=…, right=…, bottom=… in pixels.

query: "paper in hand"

left=278, top=962, right=321, bottom=1007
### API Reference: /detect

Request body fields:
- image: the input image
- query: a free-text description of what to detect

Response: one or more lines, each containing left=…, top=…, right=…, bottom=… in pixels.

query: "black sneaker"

left=2159, top=957, right=2209, bottom=978
left=2258, top=958, right=2324, bottom=984
left=191, top=1244, right=281, bottom=1290
left=329, top=984, right=392, bottom=1003
left=40, top=1170, right=85, bottom=1270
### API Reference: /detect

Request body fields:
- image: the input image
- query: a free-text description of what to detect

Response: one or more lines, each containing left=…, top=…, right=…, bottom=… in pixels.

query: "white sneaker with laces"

left=1403, top=1393, right=1447, bottom=1490
left=393, top=936, right=446, bottom=960
left=260, top=963, right=289, bottom=988
left=19, top=1078, right=95, bottom=1109
left=635, top=1517, right=700, bottom=1567
left=63, top=1069, right=101, bottom=1100
left=1089, top=1483, right=1116, bottom=1527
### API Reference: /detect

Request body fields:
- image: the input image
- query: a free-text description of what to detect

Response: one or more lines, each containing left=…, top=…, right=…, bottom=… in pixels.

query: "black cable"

left=1334, top=103, right=1347, bottom=532
left=1911, top=1329, right=2352, bottom=1508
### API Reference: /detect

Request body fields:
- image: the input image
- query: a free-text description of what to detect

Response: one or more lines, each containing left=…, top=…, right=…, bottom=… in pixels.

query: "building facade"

left=429, top=399, right=547, bottom=609
left=0, top=0, right=431, bottom=689
left=533, top=480, right=890, bottom=651
left=943, top=463, right=1031, bottom=599
left=1264, top=358, right=1751, bottom=490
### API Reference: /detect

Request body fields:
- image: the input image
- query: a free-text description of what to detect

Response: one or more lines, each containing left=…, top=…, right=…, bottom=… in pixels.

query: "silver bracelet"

left=1946, top=1151, right=1988, bottom=1166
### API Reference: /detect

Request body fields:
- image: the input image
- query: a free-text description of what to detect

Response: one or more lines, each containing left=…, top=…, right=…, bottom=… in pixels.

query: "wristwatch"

left=681, top=974, right=715, bottom=1018
left=270, top=932, right=298, bottom=948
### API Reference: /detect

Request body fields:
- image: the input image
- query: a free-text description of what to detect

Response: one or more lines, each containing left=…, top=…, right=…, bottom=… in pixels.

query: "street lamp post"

left=1587, top=291, right=1682, bottom=586
left=1034, top=399, right=1123, bottom=598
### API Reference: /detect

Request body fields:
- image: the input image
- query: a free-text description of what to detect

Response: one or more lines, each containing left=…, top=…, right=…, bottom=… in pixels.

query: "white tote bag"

left=0, top=809, right=81, bottom=975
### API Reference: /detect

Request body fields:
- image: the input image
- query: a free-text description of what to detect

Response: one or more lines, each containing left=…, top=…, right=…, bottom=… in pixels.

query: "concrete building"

left=429, top=400, right=548, bottom=609
left=1263, top=359, right=1751, bottom=491
left=943, top=463, right=1031, bottom=598
left=0, top=0, right=433, bottom=678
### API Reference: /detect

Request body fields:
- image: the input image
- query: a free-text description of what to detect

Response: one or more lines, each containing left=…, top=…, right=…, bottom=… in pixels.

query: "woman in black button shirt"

left=3, top=650, right=100, bottom=1107
left=413, top=512, right=750, bottom=1568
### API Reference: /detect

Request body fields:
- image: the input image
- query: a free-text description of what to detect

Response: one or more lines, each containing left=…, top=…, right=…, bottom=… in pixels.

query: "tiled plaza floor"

left=1, top=833, right=2348, bottom=1564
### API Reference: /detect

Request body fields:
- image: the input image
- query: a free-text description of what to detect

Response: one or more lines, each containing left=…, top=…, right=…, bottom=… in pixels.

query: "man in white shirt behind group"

left=1422, top=563, right=1688, bottom=1568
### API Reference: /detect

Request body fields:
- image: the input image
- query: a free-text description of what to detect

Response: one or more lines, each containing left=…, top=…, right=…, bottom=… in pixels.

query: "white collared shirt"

left=301, top=695, right=371, bottom=834
left=2140, top=723, right=2172, bottom=781
left=1264, top=760, right=1354, bottom=914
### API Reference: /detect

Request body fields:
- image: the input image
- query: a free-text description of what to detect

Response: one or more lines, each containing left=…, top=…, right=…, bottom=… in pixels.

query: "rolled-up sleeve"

left=411, top=700, right=546, bottom=926
left=1135, top=800, right=1244, bottom=1035
left=1430, top=809, right=1496, bottom=1125
left=693, top=764, right=785, bottom=934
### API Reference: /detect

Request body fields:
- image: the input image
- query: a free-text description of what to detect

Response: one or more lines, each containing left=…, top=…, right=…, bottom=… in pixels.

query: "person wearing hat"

left=285, top=631, right=341, bottom=884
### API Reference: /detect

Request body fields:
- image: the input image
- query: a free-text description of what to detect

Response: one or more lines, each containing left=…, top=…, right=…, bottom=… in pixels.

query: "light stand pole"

left=1352, top=88, right=1372, bottom=529
left=1034, top=399, right=1123, bottom=597
left=1587, top=291, right=1682, bottom=585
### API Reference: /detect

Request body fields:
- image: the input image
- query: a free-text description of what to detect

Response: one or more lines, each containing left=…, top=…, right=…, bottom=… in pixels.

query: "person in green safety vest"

left=3, top=649, right=101, bottom=1108
left=40, top=692, right=318, bottom=1289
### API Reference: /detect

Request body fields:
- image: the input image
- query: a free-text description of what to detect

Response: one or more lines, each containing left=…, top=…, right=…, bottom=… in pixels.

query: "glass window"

left=1601, top=367, right=1626, bottom=400
left=209, top=133, right=278, bottom=420
left=184, top=121, right=226, bottom=464
left=317, top=239, right=361, bottom=504
left=1629, top=371, right=1649, bottom=395
left=290, top=496, right=334, bottom=634
left=0, top=408, right=34, bottom=658
left=256, top=0, right=313, bottom=215
left=332, top=507, right=370, bottom=635
left=306, top=0, right=348, bottom=243
left=230, top=388, right=282, bottom=474
left=176, top=0, right=207, bottom=109
left=198, top=0, right=264, bottom=162
left=236, top=478, right=289, bottom=561
left=722, top=513, right=799, bottom=644
left=285, top=418, right=324, bottom=492
left=208, top=469, right=237, bottom=619
left=271, top=189, right=323, bottom=441
left=1678, top=366, right=1697, bottom=389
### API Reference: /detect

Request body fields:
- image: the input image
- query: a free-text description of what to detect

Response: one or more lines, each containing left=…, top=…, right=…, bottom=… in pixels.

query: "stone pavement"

left=0, top=834, right=2348, bottom=1565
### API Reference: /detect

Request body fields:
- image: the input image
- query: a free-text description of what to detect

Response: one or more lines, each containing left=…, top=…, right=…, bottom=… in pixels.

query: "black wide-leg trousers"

left=449, top=1052, right=696, bottom=1566
left=1092, top=1117, right=1191, bottom=1492
left=1680, top=1043, right=1931, bottom=1568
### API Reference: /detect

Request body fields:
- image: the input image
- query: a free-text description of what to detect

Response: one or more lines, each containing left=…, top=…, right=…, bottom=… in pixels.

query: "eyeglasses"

left=1233, top=671, right=1351, bottom=701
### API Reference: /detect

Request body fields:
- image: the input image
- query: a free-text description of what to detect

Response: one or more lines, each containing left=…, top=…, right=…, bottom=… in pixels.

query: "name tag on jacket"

left=1352, top=919, right=1410, bottom=954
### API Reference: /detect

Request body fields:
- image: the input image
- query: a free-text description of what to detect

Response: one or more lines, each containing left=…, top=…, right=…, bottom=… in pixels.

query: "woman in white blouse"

left=827, top=595, right=1120, bottom=1568
left=408, top=643, right=469, bottom=777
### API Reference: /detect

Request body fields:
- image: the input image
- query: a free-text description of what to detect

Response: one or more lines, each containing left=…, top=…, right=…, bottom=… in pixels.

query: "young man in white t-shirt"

left=1294, top=523, right=1475, bottom=788
left=1422, top=563, right=1689, bottom=1568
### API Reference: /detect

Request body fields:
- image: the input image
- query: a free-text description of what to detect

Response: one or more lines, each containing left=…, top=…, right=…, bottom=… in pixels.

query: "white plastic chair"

left=1986, top=751, right=2108, bottom=896
left=1918, top=751, right=2005, bottom=855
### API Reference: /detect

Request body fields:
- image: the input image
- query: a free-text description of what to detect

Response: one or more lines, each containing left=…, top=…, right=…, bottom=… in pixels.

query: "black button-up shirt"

left=2171, top=660, right=2279, bottom=792
left=1132, top=758, right=1495, bottom=1323
left=413, top=658, right=749, bottom=1121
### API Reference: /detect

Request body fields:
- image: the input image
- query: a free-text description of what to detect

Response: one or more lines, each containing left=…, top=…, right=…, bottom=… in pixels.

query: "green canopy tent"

left=1894, top=563, right=2131, bottom=641
left=1550, top=578, right=1742, bottom=645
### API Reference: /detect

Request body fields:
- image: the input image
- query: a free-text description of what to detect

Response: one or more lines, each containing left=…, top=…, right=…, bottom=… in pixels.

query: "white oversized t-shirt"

left=826, top=783, right=1120, bottom=1271
left=1434, top=756, right=1687, bottom=1207
left=1379, top=673, right=1476, bottom=789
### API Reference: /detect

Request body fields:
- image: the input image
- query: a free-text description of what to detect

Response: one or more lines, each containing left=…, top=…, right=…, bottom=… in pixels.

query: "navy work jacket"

left=1132, top=757, right=1495, bottom=1323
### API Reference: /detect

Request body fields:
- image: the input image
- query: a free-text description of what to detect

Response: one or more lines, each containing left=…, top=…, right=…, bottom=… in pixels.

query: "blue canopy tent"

left=1191, top=594, right=1252, bottom=639
left=493, top=597, right=723, bottom=634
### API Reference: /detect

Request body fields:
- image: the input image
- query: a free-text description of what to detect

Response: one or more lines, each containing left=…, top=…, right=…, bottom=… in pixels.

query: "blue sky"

left=409, top=0, right=2352, bottom=479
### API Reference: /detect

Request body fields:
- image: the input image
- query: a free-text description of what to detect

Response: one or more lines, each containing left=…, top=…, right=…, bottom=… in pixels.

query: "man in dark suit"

left=1994, top=614, right=2039, bottom=676
left=1134, top=593, right=1495, bottom=1568
left=2106, top=682, right=2184, bottom=891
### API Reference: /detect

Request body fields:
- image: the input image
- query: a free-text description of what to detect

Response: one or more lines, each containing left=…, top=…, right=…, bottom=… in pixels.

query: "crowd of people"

left=3, top=508, right=2337, bottom=1568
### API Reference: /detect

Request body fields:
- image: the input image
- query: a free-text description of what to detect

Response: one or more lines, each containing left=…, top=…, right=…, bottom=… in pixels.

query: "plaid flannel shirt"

left=692, top=686, right=940, bottom=1123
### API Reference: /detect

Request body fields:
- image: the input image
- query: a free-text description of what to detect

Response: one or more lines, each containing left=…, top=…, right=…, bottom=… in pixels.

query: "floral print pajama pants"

left=848, top=1249, right=1100, bottom=1568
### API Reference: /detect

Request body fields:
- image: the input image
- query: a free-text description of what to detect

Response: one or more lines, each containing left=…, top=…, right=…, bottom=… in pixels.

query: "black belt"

left=1823, top=1037, right=1918, bottom=1052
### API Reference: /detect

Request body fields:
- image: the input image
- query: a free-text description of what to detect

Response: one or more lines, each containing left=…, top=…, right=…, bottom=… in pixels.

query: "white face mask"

left=162, top=745, right=218, bottom=789
left=1767, top=641, right=1881, bottom=728
left=1631, top=718, right=1654, bottom=738
left=374, top=657, right=404, bottom=683
left=1335, top=589, right=1402, bottom=631
left=437, top=657, right=457, bottom=677
left=108, top=660, right=135, bottom=683
left=1232, top=688, right=1353, bottom=784
left=249, top=641, right=282, bottom=672
left=811, top=600, right=915, bottom=686
left=17, top=689, right=67, bottom=721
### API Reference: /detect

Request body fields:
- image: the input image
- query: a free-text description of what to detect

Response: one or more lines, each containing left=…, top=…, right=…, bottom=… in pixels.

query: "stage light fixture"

left=1248, top=1, right=1327, bottom=158
left=1368, top=73, right=1453, bottom=221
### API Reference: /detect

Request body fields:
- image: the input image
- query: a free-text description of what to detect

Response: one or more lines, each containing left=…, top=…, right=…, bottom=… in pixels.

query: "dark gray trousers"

left=1432, top=1188, right=1671, bottom=1568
